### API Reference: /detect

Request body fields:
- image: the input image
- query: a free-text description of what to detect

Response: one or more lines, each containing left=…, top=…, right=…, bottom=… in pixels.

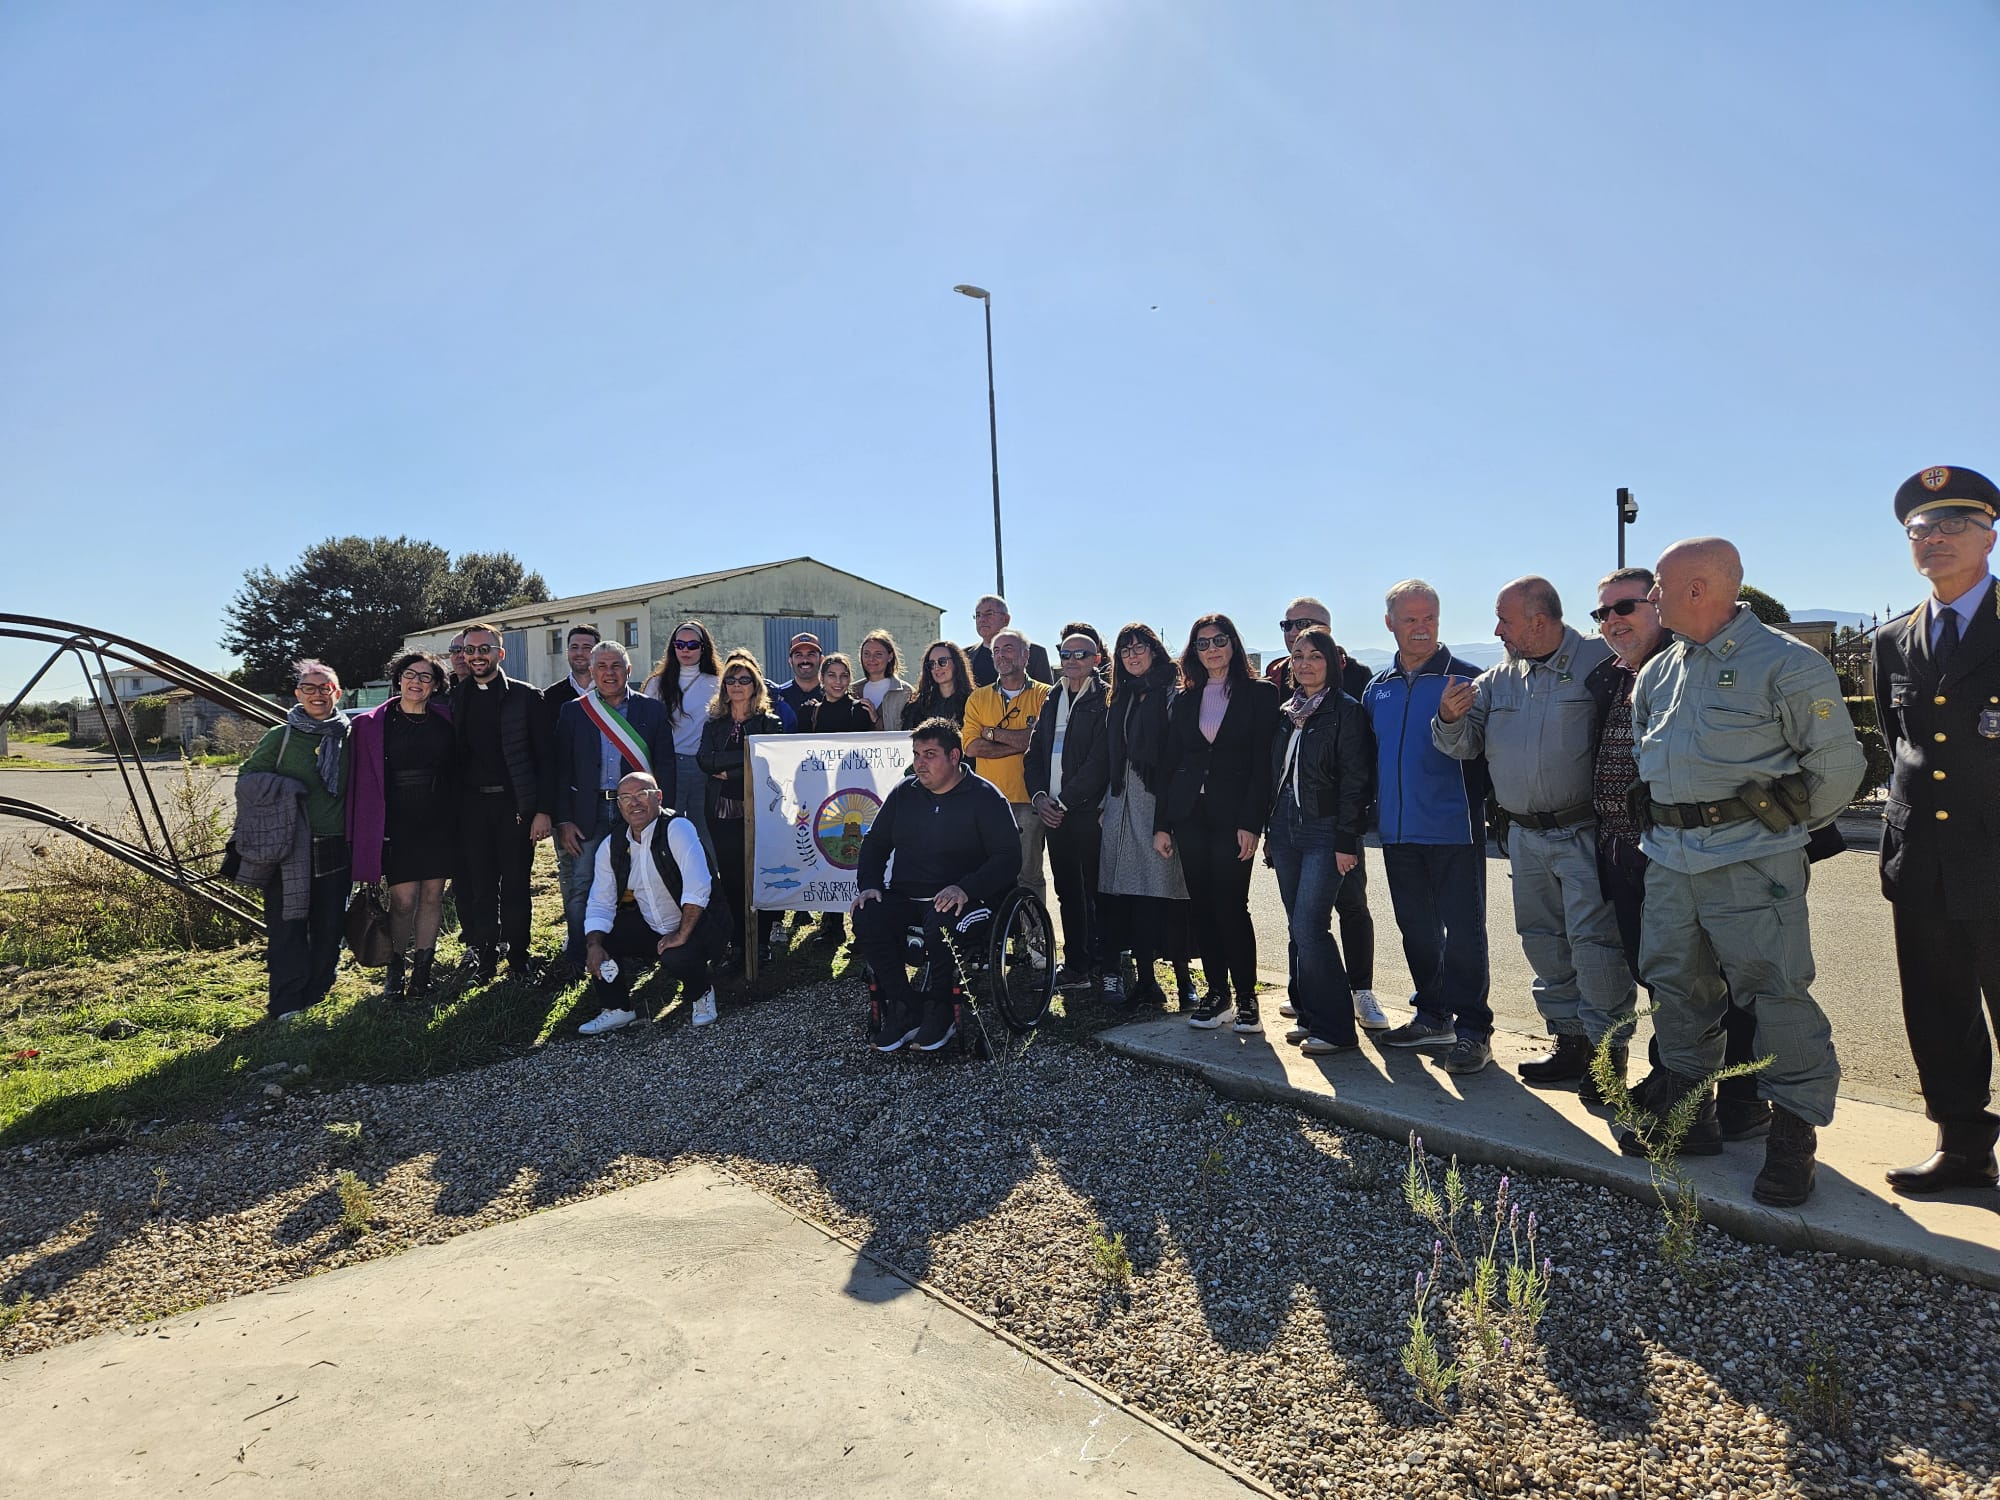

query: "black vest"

left=607, top=813, right=689, bottom=907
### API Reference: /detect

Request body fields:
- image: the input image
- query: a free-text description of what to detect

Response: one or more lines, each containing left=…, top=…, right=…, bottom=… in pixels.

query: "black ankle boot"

left=1753, top=1106, right=1819, bottom=1206
left=409, top=948, right=436, bottom=998
left=1577, top=1045, right=1628, bottom=1107
left=384, top=953, right=408, bottom=999
left=1519, top=1033, right=1592, bottom=1085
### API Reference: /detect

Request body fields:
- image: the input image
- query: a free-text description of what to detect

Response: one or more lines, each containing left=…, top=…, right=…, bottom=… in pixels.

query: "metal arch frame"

left=0, top=614, right=286, bottom=933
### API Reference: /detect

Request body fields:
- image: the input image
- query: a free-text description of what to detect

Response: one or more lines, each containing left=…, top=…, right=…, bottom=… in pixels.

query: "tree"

left=1737, top=584, right=1790, bottom=626
left=221, top=537, right=550, bottom=693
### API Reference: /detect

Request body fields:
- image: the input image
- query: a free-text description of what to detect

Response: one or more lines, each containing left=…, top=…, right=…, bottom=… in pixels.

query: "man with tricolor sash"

left=554, top=642, right=671, bottom=967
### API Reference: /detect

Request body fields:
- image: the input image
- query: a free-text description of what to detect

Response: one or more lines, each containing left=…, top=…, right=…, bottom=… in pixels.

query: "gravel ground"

left=3, top=979, right=1996, bottom=1499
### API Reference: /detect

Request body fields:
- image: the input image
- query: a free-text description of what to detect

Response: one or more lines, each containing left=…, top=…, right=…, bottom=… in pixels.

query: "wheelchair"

left=862, top=886, right=1057, bottom=1056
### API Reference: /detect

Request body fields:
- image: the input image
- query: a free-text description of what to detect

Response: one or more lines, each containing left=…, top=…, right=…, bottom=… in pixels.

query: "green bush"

left=130, top=696, right=169, bottom=745
left=1844, top=696, right=1877, bottom=733
left=1856, top=729, right=1892, bottom=798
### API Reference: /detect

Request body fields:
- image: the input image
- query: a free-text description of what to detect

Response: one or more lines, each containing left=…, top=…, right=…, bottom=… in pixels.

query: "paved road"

left=0, top=755, right=1926, bottom=1111
left=1243, top=820, right=1924, bottom=1112
left=0, top=750, right=238, bottom=881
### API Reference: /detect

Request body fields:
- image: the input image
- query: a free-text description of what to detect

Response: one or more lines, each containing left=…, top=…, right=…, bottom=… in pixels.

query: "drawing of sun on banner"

left=747, top=733, right=912, bottom=913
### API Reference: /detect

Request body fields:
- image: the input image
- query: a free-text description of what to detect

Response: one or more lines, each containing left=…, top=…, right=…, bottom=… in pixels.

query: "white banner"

left=747, top=732, right=911, bottom=912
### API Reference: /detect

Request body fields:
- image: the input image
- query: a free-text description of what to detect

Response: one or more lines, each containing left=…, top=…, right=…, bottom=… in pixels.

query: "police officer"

left=1618, top=538, right=1865, bottom=1207
left=1872, top=466, right=2000, bottom=1193
left=1435, top=576, right=1635, bottom=1087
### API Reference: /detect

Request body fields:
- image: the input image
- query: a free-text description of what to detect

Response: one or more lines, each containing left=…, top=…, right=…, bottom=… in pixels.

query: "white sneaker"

left=579, top=1007, right=637, bottom=1036
left=1353, top=989, right=1391, bottom=1031
left=690, top=989, right=718, bottom=1027
left=1279, top=1001, right=1297, bottom=1019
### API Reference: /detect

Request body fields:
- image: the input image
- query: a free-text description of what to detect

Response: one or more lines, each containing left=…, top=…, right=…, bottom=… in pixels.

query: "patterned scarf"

left=1281, top=686, right=1327, bottom=731
left=284, top=703, right=352, bottom=797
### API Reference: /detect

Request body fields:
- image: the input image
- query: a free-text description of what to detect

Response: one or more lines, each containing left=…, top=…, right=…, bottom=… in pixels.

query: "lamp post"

left=1616, top=486, right=1639, bottom=567
left=953, top=284, right=1005, bottom=596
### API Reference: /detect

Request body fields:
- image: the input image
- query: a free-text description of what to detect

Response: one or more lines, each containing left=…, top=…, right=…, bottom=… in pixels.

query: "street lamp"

left=953, top=283, right=1005, bottom=596
left=1616, top=486, right=1639, bottom=567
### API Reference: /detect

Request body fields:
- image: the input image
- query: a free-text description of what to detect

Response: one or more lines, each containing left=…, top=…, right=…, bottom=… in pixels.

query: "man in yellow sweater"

left=961, top=627, right=1050, bottom=905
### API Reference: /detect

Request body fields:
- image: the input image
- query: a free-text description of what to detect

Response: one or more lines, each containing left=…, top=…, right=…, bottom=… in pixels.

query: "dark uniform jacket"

left=1872, top=576, right=2000, bottom=921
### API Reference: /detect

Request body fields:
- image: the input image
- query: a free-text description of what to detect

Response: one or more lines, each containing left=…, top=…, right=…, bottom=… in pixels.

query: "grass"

left=334, top=1170, right=375, bottom=1234
left=0, top=1292, right=30, bottom=1331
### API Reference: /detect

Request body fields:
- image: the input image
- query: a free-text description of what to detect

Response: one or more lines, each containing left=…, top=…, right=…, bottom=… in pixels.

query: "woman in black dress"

left=349, top=651, right=458, bottom=997
left=699, top=650, right=789, bottom=960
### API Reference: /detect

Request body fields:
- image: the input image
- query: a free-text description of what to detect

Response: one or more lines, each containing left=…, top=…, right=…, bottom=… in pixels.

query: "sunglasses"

left=465, top=644, right=499, bottom=656
left=672, top=638, right=704, bottom=650
left=1058, top=648, right=1097, bottom=661
left=1588, top=598, right=1650, bottom=624
left=1277, top=617, right=1326, bottom=632
left=1192, top=633, right=1232, bottom=651
left=927, top=656, right=954, bottom=670
left=722, top=674, right=756, bottom=687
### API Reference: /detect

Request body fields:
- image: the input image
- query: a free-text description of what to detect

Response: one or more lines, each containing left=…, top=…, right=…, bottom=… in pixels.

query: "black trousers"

left=712, top=815, right=778, bottom=951
left=263, top=841, right=350, bottom=1017
left=1599, top=839, right=1759, bottom=1102
left=460, top=791, right=535, bottom=956
left=1381, top=842, right=1492, bottom=1038
left=1892, top=902, right=2000, bottom=1144
left=1176, top=794, right=1259, bottom=1005
left=591, top=903, right=711, bottom=1013
left=1046, top=808, right=1103, bottom=971
left=1334, top=844, right=1375, bottom=990
left=855, top=894, right=987, bottom=1011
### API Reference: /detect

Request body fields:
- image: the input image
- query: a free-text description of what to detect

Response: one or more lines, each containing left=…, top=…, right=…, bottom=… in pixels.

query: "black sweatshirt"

left=857, top=767, right=1021, bottom=901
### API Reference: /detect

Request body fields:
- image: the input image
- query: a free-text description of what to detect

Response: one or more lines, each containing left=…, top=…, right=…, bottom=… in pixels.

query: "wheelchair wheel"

left=986, top=887, right=1056, bottom=1032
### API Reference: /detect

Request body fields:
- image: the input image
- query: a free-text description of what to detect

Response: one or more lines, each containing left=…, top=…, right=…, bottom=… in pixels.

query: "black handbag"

left=343, top=885, right=395, bottom=968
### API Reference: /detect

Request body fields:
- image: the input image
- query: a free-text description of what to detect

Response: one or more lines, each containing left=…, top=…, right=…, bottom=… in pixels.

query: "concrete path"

left=1105, top=1013, right=2000, bottom=1291
left=0, top=1164, right=1266, bottom=1499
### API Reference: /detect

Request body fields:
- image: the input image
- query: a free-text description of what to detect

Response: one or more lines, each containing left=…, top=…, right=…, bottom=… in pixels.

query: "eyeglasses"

left=615, top=792, right=659, bottom=806
left=464, top=644, right=499, bottom=656
left=722, top=674, right=756, bottom=687
left=297, top=682, right=336, bottom=695
left=672, top=638, right=704, bottom=650
left=1906, top=515, right=1992, bottom=541
left=1058, top=648, right=1097, bottom=661
left=398, top=669, right=435, bottom=683
left=1118, top=642, right=1151, bottom=656
left=927, top=656, right=954, bottom=670
left=1588, top=598, right=1650, bottom=624
left=1193, top=633, right=1232, bottom=651
left=1278, top=617, right=1326, bottom=632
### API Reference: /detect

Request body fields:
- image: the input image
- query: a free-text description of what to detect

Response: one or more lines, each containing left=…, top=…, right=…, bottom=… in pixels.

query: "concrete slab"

left=1104, top=1011, right=2000, bottom=1291
left=0, top=1163, right=1266, bottom=1499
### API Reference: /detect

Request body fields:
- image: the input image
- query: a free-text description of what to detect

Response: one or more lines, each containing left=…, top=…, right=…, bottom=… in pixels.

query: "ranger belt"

left=1502, top=801, right=1596, bottom=831
left=1649, top=797, right=1757, bottom=830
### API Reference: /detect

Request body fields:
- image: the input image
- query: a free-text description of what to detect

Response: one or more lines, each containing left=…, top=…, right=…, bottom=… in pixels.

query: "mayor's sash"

left=579, top=691, right=651, bottom=775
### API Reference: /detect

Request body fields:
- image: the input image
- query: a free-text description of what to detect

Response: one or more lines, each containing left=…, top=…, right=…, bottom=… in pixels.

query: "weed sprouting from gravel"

left=1781, top=1329, right=1856, bottom=1436
left=325, top=1120, right=363, bottom=1156
left=148, top=1165, right=169, bottom=1216
left=1399, top=1132, right=1553, bottom=1416
left=0, top=1292, right=29, bottom=1331
left=1086, top=1225, right=1132, bottom=1289
left=334, top=1170, right=375, bottom=1235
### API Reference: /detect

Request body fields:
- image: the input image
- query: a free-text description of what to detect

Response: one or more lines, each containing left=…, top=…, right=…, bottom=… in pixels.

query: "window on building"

left=548, top=630, right=562, bottom=655
left=620, top=619, right=639, bottom=648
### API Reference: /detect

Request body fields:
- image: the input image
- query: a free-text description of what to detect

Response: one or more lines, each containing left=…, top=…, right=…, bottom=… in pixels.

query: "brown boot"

left=1752, top=1106, right=1818, bottom=1207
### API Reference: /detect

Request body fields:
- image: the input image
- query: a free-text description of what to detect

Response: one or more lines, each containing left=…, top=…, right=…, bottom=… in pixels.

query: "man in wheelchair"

left=853, top=718, right=1023, bottom=1053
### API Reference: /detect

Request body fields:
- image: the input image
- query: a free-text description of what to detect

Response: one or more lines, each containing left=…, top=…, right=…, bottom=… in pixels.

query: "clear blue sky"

left=4, top=1, right=1996, bottom=697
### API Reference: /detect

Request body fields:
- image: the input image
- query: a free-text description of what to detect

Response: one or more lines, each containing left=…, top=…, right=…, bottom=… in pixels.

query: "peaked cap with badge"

left=1892, top=464, right=2000, bottom=527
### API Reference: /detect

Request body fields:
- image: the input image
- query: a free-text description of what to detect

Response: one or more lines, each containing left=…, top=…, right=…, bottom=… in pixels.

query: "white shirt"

left=860, top=677, right=892, bottom=711
left=671, top=669, right=719, bottom=756
left=584, top=815, right=711, bottom=938
left=1047, top=684, right=1078, bottom=802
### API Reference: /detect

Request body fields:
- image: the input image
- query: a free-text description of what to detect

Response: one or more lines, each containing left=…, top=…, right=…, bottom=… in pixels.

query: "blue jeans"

left=1267, top=801, right=1357, bottom=1046
left=1381, top=842, right=1493, bottom=1040
left=562, top=809, right=614, bottom=962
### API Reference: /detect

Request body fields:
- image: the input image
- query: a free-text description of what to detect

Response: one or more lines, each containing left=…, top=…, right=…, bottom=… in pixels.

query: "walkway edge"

left=1101, top=1028, right=2000, bottom=1294
left=707, top=1160, right=1287, bottom=1500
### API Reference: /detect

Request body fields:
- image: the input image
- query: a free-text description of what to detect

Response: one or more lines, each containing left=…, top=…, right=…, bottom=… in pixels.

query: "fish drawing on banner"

left=759, top=864, right=800, bottom=876
left=766, top=877, right=802, bottom=890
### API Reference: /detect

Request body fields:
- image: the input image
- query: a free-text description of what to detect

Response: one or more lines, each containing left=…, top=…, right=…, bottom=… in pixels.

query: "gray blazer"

left=232, top=770, right=312, bottom=920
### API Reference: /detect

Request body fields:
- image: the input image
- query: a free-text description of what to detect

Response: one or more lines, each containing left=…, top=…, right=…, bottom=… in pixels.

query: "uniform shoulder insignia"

left=1810, top=698, right=1834, bottom=720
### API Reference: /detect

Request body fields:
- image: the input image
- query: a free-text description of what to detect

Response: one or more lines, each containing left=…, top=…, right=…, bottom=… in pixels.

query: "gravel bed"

left=3, top=979, right=1996, bottom=1498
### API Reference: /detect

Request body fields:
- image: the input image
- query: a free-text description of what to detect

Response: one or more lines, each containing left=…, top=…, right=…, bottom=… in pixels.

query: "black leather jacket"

left=1265, top=692, right=1374, bottom=855
left=1024, top=677, right=1110, bottom=815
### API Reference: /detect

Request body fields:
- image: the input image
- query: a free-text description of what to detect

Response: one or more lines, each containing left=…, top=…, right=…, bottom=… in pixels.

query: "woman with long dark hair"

left=857, top=629, right=913, bottom=731
left=643, top=619, right=723, bottom=863
left=903, top=639, right=976, bottom=734
left=1095, top=623, right=1188, bottom=1007
left=1265, top=626, right=1371, bottom=1055
left=346, top=650, right=457, bottom=998
left=1154, top=611, right=1280, bottom=1033
left=698, top=650, right=788, bottom=959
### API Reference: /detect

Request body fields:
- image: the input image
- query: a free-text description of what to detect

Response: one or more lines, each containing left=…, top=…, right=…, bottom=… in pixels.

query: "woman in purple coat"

left=346, top=651, right=458, bottom=997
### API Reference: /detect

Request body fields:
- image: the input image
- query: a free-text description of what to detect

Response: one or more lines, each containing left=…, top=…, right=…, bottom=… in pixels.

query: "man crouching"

left=853, top=719, right=1022, bottom=1053
left=578, top=771, right=718, bottom=1034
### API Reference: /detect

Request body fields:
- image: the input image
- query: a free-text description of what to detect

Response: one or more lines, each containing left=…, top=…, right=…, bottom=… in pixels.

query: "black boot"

left=1577, top=1045, right=1628, bottom=1107
left=1518, top=1033, right=1592, bottom=1085
left=408, top=948, right=436, bottom=999
left=1718, top=1096, right=1774, bottom=1141
left=471, top=945, right=499, bottom=985
left=1616, top=1066, right=1722, bottom=1158
left=383, top=952, right=407, bottom=999
left=1886, top=1124, right=1999, bottom=1195
left=1753, top=1106, right=1819, bottom=1206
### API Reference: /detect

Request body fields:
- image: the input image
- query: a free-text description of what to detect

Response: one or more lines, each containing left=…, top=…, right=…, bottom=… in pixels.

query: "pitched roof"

left=420, top=557, right=944, bottom=634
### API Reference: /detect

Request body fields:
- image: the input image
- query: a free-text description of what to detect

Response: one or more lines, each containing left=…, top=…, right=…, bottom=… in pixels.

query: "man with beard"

left=452, top=623, right=553, bottom=983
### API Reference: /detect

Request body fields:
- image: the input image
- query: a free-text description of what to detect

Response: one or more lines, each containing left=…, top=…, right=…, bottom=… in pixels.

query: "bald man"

left=1617, top=538, right=1864, bottom=1208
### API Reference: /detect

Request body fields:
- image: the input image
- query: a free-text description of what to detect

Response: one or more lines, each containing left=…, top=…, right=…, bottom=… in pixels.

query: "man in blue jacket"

left=1361, top=580, right=1494, bottom=1074
left=554, top=641, right=672, bottom=967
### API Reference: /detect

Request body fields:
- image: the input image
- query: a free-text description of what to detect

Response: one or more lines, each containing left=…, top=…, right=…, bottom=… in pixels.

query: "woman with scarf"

left=346, top=650, right=456, bottom=999
left=1095, top=623, right=1189, bottom=1007
left=239, top=659, right=354, bottom=1022
left=1264, top=626, right=1373, bottom=1055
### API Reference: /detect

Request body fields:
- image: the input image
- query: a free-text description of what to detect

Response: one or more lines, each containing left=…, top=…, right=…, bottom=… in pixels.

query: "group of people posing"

left=234, top=464, right=2000, bottom=1212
